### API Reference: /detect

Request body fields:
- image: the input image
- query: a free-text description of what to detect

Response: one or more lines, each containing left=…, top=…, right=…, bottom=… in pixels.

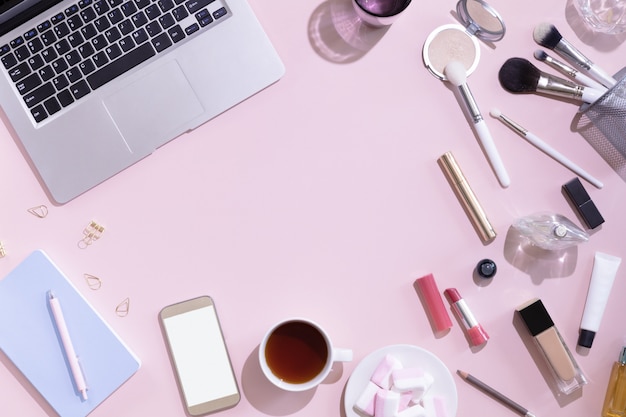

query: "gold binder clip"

left=0, top=241, right=5, bottom=258
left=78, top=221, right=105, bottom=249
left=84, top=274, right=102, bottom=290
left=27, top=205, right=48, bottom=218
left=115, top=297, right=130, bottom=317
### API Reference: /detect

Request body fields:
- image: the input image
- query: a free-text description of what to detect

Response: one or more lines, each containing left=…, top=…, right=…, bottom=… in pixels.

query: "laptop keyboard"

left=0, top=0, right=230, bottom=123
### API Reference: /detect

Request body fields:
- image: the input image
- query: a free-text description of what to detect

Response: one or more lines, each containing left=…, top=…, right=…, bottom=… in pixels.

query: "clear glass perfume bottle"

left=603, top=346, right=626, bottom=417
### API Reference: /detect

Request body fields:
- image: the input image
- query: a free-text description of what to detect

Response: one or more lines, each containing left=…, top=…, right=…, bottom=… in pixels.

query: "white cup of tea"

left=259, top=318, right=353, bottom=391
left=352, top=0, right=412, bottom=27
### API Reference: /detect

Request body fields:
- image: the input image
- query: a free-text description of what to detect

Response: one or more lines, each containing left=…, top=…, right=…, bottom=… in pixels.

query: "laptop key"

left=39, top=65, right=55, bottom=81
left=65, top=50, right=81, bottom=66
left=9, top=62, right=30, bottom=81
left=184, top=23, right=198, bottom=35
left=53, top=74, right=69, bottom=90
left=135, top=0, right=150, bottom=9
left=23, top=82, right=55, bottom=107
left=151, top=32, right=171, bottom=52
left=2, top=53, right=17, bottom=69
left=16, top=72, right=42, bottom=95
left=213, top=6, right=226, bottom=19
left=66, top=66, right=82, bottom=82
left=54, top=39, right=72, bottom=55
left=105, top=43, right=122, bottom=59
left=87, top=41, right=154, bottom=89
left=57, top=89, right=75, bottom=106
left=94, top=0, right=110, bottom=14
left=54, top=22, right=71, bottom=38
left=131, top=28, right=148, bottom=44
left=70, top=79, right=90, bottom=99
left=185, top=0, right=214, bottom=14
left=167, top=25, right=185, bottom=43
left=27, top=55, right=45, bottom=70
left=118, top=19, right=134, bottom=34
left=52, top=57, right=69, bottom=73
left=15, top=45, right=30, bottom=61
left=44, top=96, right=62, bottom=115
left=31, top=104, right=48, bottom=122
left=119, top=36, right=135, bottom=51
left=41, top=30, right=57, bottom=46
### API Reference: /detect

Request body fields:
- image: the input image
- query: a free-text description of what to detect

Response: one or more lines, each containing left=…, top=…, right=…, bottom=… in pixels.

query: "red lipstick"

left=444, top=288, right=489, bottom=347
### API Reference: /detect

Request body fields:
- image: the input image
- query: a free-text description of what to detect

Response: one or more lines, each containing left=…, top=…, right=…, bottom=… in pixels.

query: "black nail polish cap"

left=476, top=259, right=497, bottom=279
left=562, top=178, right=604, bottom=229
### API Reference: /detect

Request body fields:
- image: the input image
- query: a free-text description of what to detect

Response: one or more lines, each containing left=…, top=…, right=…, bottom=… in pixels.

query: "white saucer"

left=343, top=344, right=458, bottom=417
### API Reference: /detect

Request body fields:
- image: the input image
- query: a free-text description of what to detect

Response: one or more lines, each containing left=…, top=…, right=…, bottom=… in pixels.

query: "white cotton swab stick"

left=490, top=108, right=603, bottom=189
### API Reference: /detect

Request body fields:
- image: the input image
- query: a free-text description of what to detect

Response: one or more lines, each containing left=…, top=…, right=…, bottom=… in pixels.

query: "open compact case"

left=422, top=0, right=506, bottom=80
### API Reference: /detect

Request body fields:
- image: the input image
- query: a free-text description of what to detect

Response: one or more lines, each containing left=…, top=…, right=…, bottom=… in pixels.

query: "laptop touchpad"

left=103, top=60, right=204, bottom=153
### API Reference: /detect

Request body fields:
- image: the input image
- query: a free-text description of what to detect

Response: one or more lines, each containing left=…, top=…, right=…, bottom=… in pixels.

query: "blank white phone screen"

left=163, top=305, right=238, bottom=407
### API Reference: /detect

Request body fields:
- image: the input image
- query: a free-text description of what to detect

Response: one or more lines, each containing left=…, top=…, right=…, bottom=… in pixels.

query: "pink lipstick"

left=444, top=288, right=489, bottom=347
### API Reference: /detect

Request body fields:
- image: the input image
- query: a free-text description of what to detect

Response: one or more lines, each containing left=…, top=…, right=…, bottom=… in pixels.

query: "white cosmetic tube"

left=578, top=252, right=622, bottom=348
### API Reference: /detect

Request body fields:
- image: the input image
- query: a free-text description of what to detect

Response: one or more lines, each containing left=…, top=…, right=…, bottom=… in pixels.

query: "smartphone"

left=159, top=296, right=240, bottom=416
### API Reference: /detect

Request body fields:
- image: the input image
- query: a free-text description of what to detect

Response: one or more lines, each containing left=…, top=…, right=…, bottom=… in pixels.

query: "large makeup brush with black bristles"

left=498, top=57, right=605, bottom=104
left=533, top=23, right=616, bottom=88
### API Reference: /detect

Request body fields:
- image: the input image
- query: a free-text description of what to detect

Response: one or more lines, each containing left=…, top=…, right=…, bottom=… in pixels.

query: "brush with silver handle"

left=533, top=23, right=616, bottom=88
left=534, top=50, right=608, bottom=92
left=499, top=58, right=605, bottom=104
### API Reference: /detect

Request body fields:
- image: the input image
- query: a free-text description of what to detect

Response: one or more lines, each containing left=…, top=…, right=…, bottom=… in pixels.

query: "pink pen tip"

left=444, top=288, right=462, bottom=303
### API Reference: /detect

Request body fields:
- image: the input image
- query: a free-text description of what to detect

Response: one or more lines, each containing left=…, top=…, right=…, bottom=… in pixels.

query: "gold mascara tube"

left=437, top=151, right=496, bottom=243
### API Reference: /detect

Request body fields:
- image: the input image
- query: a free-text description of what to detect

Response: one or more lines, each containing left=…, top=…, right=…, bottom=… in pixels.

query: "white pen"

left=48, top=290, right=88, bottom=400
left=490, top=108, right=603, bottom=189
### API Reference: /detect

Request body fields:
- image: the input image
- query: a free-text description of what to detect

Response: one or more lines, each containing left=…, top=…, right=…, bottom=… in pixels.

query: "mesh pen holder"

left=575, top=67, right=626, bottom=180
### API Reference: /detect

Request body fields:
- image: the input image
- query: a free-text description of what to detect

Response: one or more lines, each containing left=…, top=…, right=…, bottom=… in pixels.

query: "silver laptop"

left=0, top=0, right=284, bottom=203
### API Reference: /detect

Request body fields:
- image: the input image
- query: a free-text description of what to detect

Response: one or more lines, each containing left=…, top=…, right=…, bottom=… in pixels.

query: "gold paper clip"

left=115, top=297, right=130, bottom=317
left=84, top=274, right=102, bottom=290
left=27, top=205, right=48, bottom=218
left=78, top=221, right=105, bottom=249
left=0, top=241, right=5, bottom=258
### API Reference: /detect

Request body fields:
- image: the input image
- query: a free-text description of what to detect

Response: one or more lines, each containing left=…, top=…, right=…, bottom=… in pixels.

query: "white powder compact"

left=422, top=0, right=506, bottom=80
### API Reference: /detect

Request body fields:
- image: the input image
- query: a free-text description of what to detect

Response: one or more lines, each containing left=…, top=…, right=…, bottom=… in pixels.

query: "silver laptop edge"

left=0, top=0, right=284, bottom=203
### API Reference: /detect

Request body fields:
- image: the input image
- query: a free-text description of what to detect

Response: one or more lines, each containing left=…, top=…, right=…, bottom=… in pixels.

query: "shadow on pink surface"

left=241, top=346, right=346, bottom=415
left=308, top=0, right=390, bottom=63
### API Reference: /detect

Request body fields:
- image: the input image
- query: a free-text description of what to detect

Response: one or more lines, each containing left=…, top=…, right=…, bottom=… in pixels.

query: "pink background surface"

left=2, top=0, right=626, bottom=416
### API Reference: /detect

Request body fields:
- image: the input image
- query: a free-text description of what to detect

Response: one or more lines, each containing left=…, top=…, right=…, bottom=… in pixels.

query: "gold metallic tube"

left=437, top=151, right=496, bottom=243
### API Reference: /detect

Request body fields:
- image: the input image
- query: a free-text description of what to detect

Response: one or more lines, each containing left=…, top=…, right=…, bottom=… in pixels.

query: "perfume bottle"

left=602, top=346, right=626, bottom=417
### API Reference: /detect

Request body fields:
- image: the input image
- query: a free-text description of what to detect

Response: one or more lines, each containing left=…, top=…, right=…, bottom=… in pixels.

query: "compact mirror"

left=422, top=0, right=506, bottom=80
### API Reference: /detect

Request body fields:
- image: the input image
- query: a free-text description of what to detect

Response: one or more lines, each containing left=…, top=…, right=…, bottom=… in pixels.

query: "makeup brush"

left=534, top=49, right=607, bottom=92
left=498, top=57, right=605, bottom=104
left=444, top=60, right=510, bottom=188
left=490, top=108, right=603, bottom=189
left=533, top=23, right=616, bottom=88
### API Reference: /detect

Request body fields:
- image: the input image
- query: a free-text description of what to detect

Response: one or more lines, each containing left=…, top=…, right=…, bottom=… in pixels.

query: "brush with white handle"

left=490, top=108, right=603, bottom=189
left=534, top=49, right=608, bottom=92
left=533, top=23, right=616, bottom=88
left=444, top=61, right=510, bottom=188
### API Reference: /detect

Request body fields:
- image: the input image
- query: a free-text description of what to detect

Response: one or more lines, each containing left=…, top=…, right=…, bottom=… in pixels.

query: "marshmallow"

left=397, top=404, right=427, bottom=417
left=423, top=395, right=448, bottom=417
left=354, top=381, right=379, bottom=417
left=391, top=367, right=434, bottom=391
left=370, top=354, right=403, bottom=389
left=374, top=389, right=400, bottom=417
